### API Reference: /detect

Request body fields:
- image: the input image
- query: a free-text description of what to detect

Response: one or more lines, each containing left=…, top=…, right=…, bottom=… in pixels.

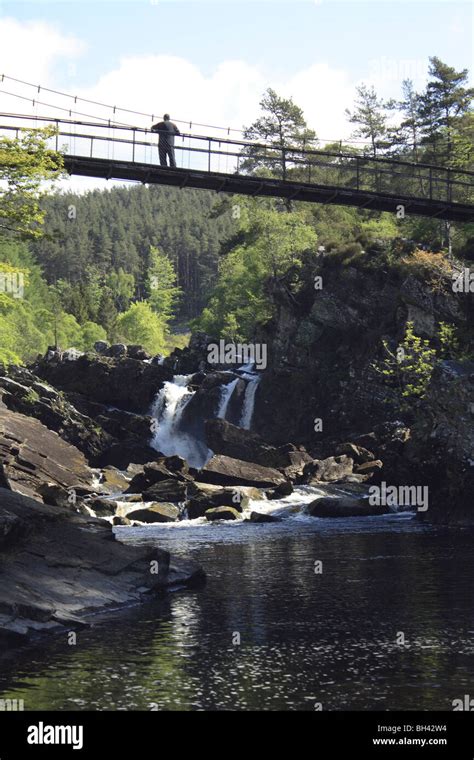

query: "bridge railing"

left=0, top=113, right=472, bottom=206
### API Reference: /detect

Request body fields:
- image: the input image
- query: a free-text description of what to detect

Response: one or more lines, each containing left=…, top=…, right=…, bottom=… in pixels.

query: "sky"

left=0, top=0, right=472, bottom=191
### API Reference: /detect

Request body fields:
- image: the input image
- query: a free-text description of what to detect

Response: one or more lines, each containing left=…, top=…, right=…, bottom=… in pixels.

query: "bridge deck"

left=1, top=114, right=473, bottom=222
left=64, top=155, right=474, bottom=222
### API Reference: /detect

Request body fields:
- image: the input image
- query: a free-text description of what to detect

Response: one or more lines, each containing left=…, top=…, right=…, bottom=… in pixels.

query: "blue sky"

left=5, top=1, right=473, bottom=94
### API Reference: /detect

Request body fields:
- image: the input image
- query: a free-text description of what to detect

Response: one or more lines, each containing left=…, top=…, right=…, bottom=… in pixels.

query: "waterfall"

left=150, top=374, right=208, bottom=468
left=239, top=376, right=260, bottom=430
left=216, top=378, right=239, bottom=420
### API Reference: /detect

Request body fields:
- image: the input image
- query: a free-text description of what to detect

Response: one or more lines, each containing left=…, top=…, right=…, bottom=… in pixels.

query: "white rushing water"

left=239, top=376, right=260, bottom=430
left=216, top=378, right=239, bottom=419
left=150, top=374, right=208, bottom=468
left=149, top=368, right=260, bottom=469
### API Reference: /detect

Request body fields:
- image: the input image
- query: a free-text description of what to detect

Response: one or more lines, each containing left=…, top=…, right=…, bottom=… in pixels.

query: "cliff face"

left=253, top=254, right=472, bottom=447
left=406, top=361, right=474, bottom=524
left=248, top=250, right=473, bottom=523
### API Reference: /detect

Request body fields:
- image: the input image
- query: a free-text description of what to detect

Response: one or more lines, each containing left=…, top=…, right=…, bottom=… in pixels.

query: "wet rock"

left=265, top=481, right=294, bottom=499
left=0, top=488, right=205, bottom=643
left=306, top=495, right=391, bottom=517
left=197, top=455, right=287, bottom=488
left=248, top=511, right=281, bottom=523
left=128, top=503, right=180, bottom=523
left=88, top=497, right=118, bottom=516
left=186, top=482, right=247, bottom=519
left=303, top=455, right=354, bottom=484
left=142, top=479, right=188, bottom=503
left=101, top=466, right=130, bottom=493
left=205, top=506, right=241, bottom=521
left=112, top=516, right=131, bottom=526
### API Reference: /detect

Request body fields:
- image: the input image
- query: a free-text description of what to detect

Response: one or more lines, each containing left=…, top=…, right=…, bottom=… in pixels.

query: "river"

left=1, top=507, right=473, bottom=711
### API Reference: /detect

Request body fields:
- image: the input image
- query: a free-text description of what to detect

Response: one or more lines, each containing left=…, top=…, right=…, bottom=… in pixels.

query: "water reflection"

left=0, top=516, right=473, bottom=710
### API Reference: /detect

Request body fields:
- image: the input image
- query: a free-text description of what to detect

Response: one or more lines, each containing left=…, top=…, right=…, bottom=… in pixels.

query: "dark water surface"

left=1, top=512, right=473, bottom=711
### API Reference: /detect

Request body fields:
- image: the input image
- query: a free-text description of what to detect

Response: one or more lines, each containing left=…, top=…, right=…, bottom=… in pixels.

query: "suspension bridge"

left=1, top=112, right=473, bottom=222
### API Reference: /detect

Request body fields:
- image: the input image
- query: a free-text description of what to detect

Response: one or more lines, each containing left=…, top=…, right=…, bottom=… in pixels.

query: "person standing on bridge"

left=151, top=114, right=180, bottom=168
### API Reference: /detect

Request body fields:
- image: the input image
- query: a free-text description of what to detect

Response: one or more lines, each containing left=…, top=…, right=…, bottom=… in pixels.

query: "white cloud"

left=0, top=17, right=85, bottom=107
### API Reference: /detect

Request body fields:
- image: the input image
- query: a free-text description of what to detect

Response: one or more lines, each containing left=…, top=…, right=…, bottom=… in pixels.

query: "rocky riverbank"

left=0, top=488, right=205, bottom=644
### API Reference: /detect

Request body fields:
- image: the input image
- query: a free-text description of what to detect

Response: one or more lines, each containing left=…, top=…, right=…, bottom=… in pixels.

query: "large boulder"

left=128, top=503, right=180, bottom=523
left=142, top=479, right=188, bottom=503
left=196, top=455, right=287, bottom=488
left=306, top=495, right=391, bottom=517
left=126, top=459, right=192, bottom=494
left=303, top=455, right=354, bottom=484
left=185, top=482, right=252, bottom=519
left=88, top=497, right=118, bottom=516
left=205, top=506, right=241, bottom=522
left=248, top=511, right=281, bottom=523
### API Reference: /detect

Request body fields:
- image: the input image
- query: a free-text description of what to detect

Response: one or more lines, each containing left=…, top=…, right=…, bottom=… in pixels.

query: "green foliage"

left=107, top=268, right=135, bottom=312
left=193, top=200, right=317, bottom=340
left=115, top=301, right=166, bottom=355
left=163, top=332, right=190, bottom=354
left=97, top=288, right=118, bottom=336
left=0, top=127, right=64, bottom=236
left=146, top=246, right=181, bottom=320
left=81, top=321, right=108, bottom=351
left=30, top=185, right=233, bottom=319
left=374, top=322, right=437, bottom=402
left=373, top=320, right=469, bottom=407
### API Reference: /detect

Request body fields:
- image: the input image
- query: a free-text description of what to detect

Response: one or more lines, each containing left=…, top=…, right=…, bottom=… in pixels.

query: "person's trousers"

left=159, top=144, right=176, bottom=168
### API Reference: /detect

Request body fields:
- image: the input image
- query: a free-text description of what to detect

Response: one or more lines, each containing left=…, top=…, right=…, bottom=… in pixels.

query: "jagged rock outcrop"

left=0, top=363, right=161, bottom=469
left=0, top=401, right=93, bottom=502
left=253, top=249, right=472, bottom=447
left=33, top=352, right=173, bottom=413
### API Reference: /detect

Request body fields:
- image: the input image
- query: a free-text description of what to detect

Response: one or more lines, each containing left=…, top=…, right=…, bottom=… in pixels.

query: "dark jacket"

left=151, top=120, right=180, bottom=146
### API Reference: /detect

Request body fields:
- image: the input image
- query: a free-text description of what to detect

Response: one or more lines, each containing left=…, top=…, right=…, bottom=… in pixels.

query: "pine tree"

left=418, top=57, right=474, bottom=166
left=241, top=88, right=317, bottom=182
left=345, top=84, right=389, bottom=158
